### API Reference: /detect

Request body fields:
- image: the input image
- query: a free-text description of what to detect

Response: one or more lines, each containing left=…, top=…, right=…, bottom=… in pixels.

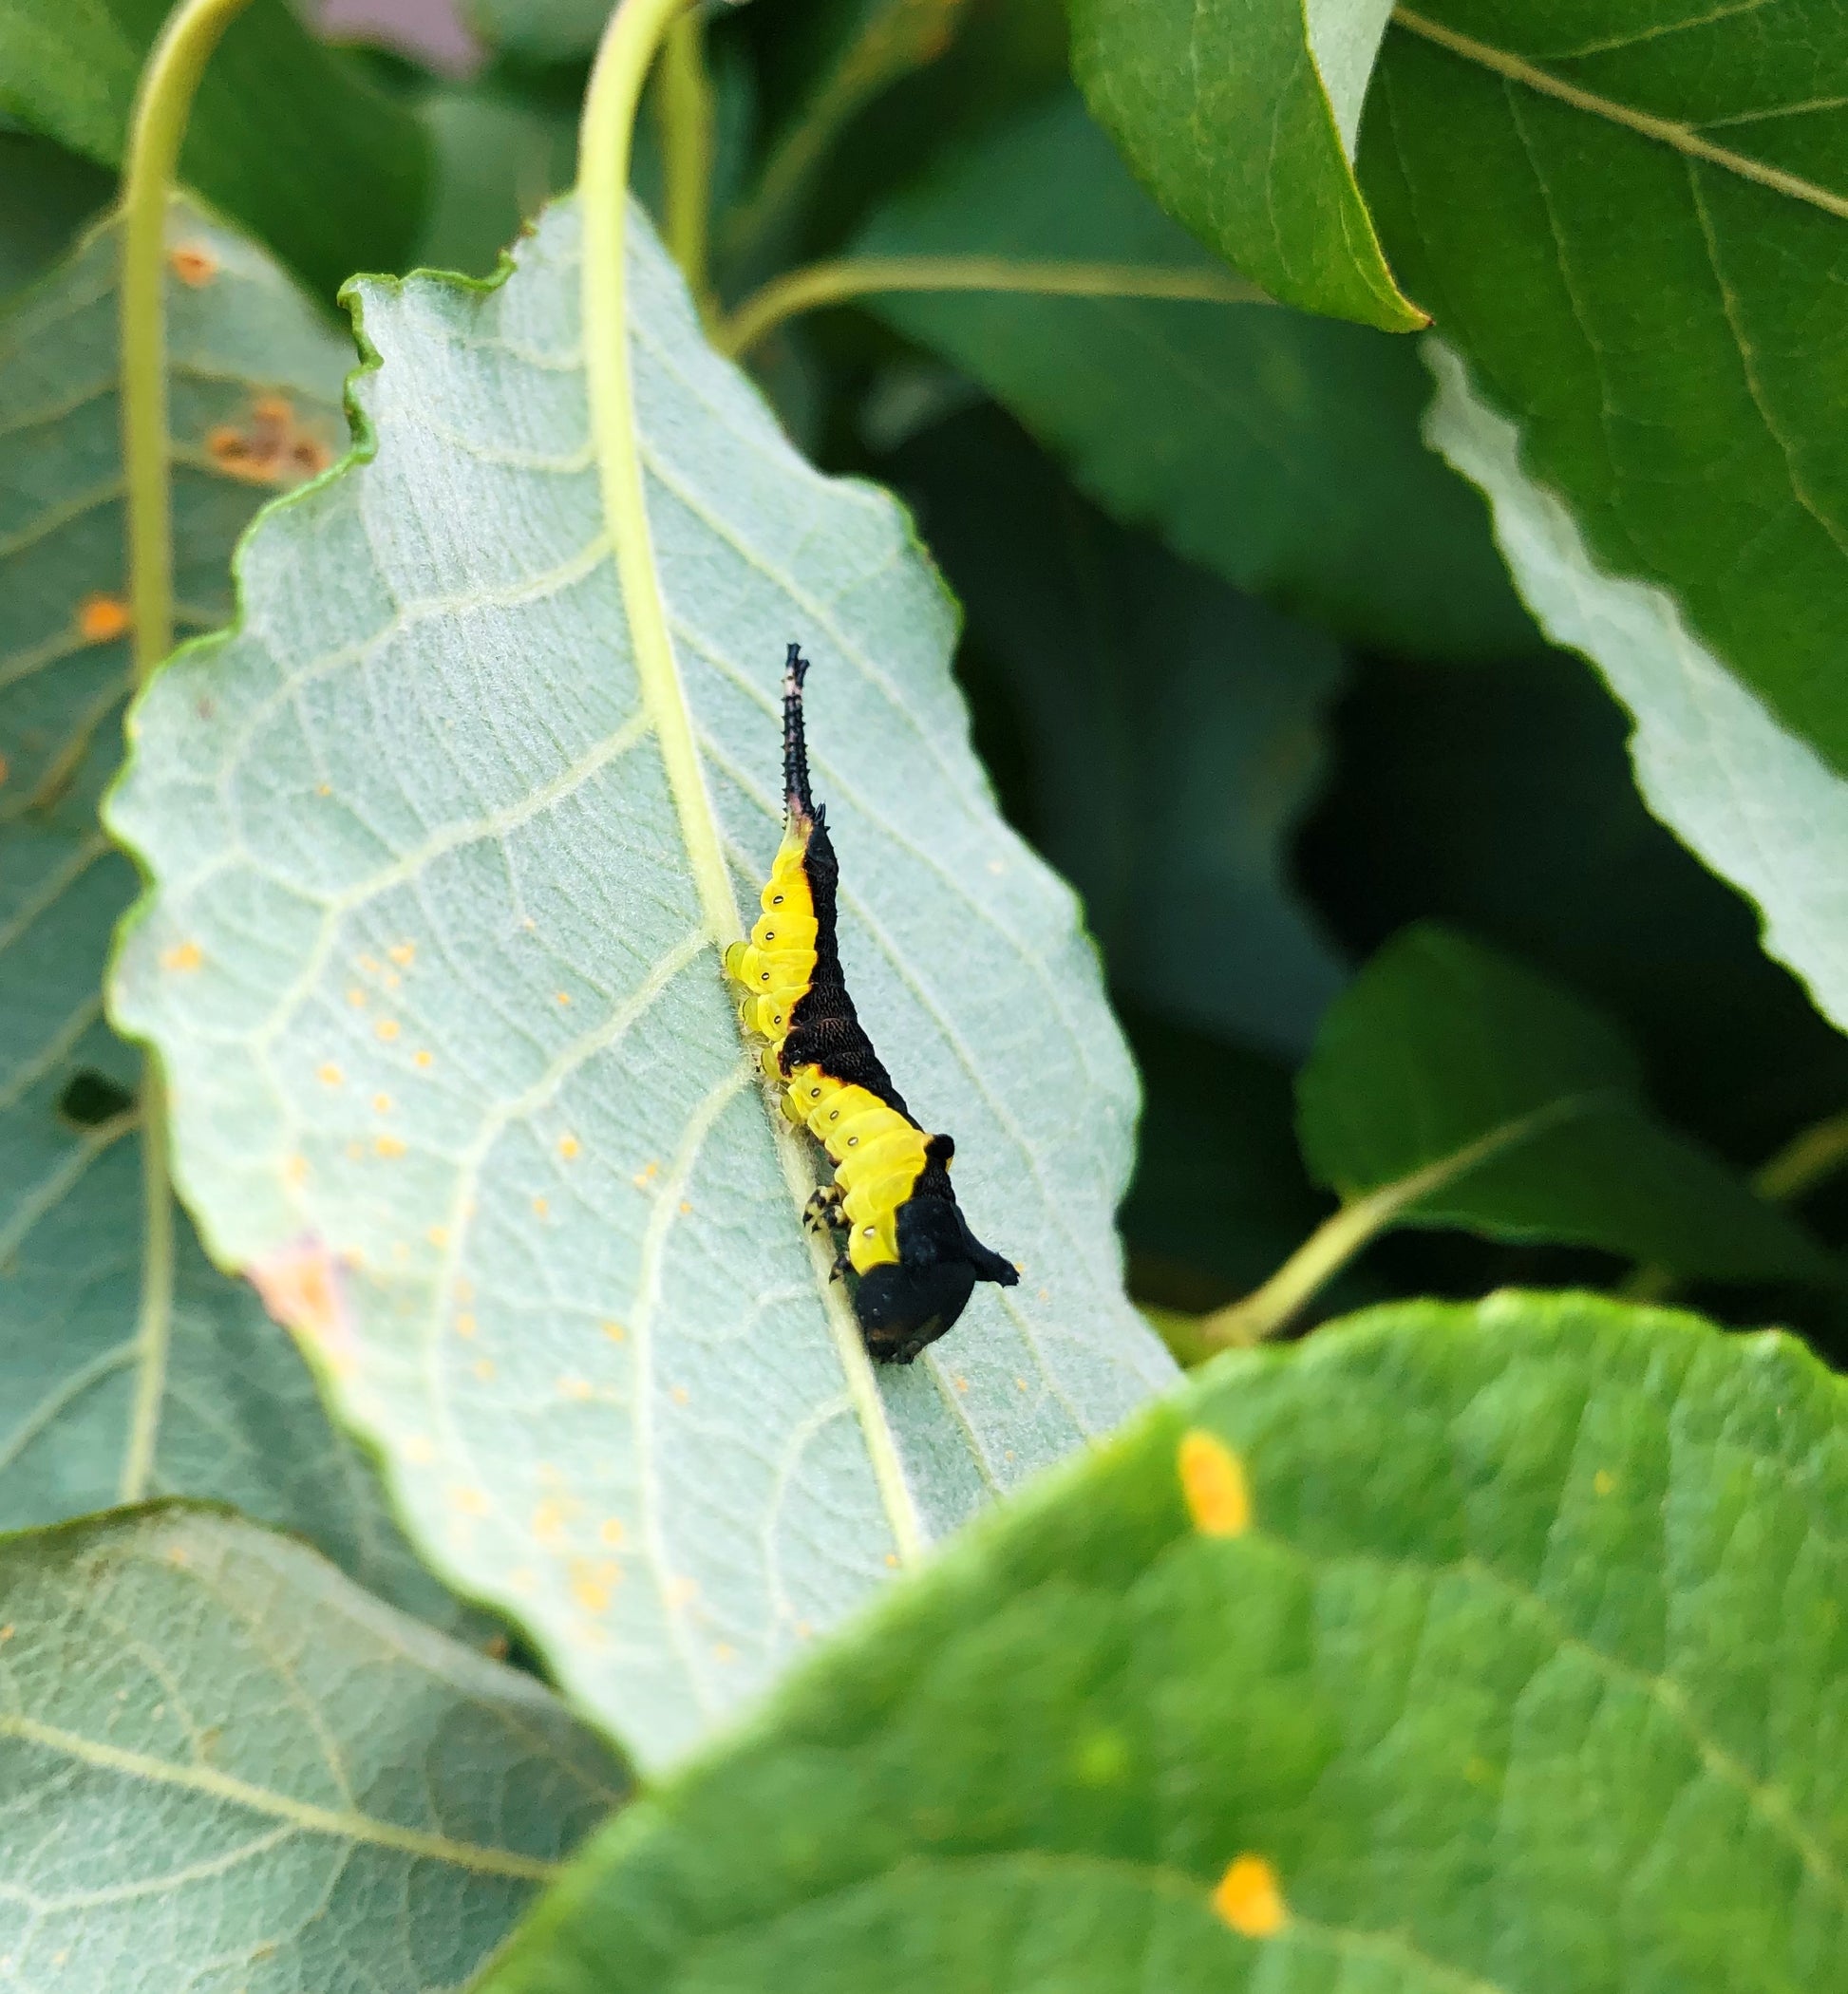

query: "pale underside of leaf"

left=0, top=1505, right=625, bottom=1994
left=106, top=196, right=1174, bottom=1768
left=0, top=198, right=469, bottom=1626
left=1423, top=338, right=1848, bottom=1039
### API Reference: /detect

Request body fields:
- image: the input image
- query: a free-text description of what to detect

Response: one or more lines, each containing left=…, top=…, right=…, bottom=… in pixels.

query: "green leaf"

left=0, top=1503, right=626, bottom=1993
left=1423, top=338, right=1848, bottom=1044
left=476, top=1289, right=1848, bottom=1994
left=1070, top=0, right=1420, bottom=330
left=726, top=0, right=971, bottom=263
left=1299, top=922, right=1830, bottom=1282
left=1296, top=642, right=1848, bottom=1165
left=415, top=85, right=577, bottom=278
left=1356, top=6, right=1848, bottom=780
left=855, top=91, right=1537, bottom=658
left=463, top=0, right=613, bottom=62
left=895, top=404, right=1346, bottom=1057
left=1, top=198, right=467, bottom=1627
left=105, top=196, right=1177, bottom=1772
left=0, top=0, right=430, bottom=297
left=0, top=128, right=110, bottom=305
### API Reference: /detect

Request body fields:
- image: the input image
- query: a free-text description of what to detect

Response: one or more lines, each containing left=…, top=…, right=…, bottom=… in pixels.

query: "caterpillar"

left=725, top=645, right=1019, bottom=1365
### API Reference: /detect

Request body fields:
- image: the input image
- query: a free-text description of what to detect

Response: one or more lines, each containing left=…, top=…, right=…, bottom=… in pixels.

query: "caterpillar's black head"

left=855, top=1136, right=1019, bottom=1365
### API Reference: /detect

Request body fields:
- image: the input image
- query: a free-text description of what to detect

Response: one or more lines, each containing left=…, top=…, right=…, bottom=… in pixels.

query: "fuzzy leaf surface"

left=0, top=1504, right=625, bottom=1994
left=0, top=199, right=466, bottom=1627
left=478, top=1289, right=1848, bottom=1994
left=1424, top=339, right=1848, bottom=1044
left=106, top=197, right=1174, bottom=1771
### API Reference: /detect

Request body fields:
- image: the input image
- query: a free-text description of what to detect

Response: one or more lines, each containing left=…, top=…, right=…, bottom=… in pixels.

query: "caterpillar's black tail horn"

left=783, top=643, right=815, bottom=819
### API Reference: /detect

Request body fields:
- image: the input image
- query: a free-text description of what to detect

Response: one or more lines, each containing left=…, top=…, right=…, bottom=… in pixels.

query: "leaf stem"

left=655, top=8, right=717, bottom=320
left=120, top=1069, right=174, bottom=1501
left=1194, top=1094, right=1604, bottom=1351
left=1753, top=1108, right=1848, bottom=1205
left=118, top=0, right=255, bottom=1499
left=715, top=254, right=1270, bottom=358
left=1621, top=1105, right=1848, bottom=1305
left=120, top=0, right=257, bottom=685
left=579, top=0, right=926, bottom=1571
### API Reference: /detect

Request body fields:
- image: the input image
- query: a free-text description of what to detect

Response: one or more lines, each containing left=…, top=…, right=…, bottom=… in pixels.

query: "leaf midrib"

left=0, top=1711, right=560, bottom=1880
left=1391, top=7, right=1848, bottom=223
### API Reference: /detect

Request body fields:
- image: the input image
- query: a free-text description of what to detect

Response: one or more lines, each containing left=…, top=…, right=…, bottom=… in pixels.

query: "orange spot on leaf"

left=168, top=242, right=217, bottom=286
left=1179, top=1429, right=1252, bottom=1537
left=1213, top=1854, right=1286, bottom=1938
left=78, top=593, right=131, bottom=643
left=160, top=939, right=203, bottom=973
left=206, top=393, right=333, bottom=488
left=247, top=1236, right=352, bottom=1373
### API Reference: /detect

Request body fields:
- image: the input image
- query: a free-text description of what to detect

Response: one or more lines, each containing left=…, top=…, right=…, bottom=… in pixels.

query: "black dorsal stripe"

left=783, top=811, right=911, bottom=1117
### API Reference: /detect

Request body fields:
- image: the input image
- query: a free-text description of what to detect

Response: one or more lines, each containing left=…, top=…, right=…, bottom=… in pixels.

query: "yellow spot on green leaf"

left=1179, top=1429, right=1252, bottom=1537
left=389, top=942, right=416, bottom=967
left=374, top=1134, right=405, bottom=1158
left=317, top=1063, right=343, bottom=1086
left=1594, top=1469, right=1616, bottom=1496
left=559, top=1134, right=581, bottom=1159
left=160, top=940, right=203, bottom=973
left=1213, top=1853, right=1286, bottom=1937
left=375, top=1019, right=401, bottom=1042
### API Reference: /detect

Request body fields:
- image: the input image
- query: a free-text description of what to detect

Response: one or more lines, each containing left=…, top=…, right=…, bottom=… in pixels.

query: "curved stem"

left=655, top=9, right=716, bottom=320
left=1196, top=1094, right=1606, bottom=1352
left=716, top=254, right=1271, bottom=359
left=118, top=0, right=255, bottom=1501
left=1753, top=1108, right=1848, bottom=1205
left=579, top=0, right=925, bottom=1570
left=120, top=0, right=257, bottom=685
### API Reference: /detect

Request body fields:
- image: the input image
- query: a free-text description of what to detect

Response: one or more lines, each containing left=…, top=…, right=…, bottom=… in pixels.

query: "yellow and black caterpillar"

left=726, top=645, right=1019, bottom=1364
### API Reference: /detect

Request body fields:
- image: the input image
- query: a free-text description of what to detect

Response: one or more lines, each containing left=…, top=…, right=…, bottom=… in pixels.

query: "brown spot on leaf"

left=168, top=243, right=218, bottom=286
left=207, top=393, right=333, bottom=487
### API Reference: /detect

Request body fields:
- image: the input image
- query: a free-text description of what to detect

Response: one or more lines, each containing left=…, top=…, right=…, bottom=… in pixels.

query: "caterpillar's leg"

left=828, top=1246, right=853, bottom=1283
left=803, top=1182, right=844, bottom=1233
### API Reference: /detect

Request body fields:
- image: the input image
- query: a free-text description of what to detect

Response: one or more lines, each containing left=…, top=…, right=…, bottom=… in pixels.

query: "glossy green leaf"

left=1300, top=922, right=1830, bottom=1281
left=0, top=198, right=467, bottom=1627
left=896, top=404, right=1345, bottom=1057
left=1424, top=338, right=1848, bottom=1045
left=0, top=1503, right=626, bottom=1993
left=856, top=91, right=1537, bottom=658
left=478, top=1289, right=1848, bottom=1994
left=1070, top=0, right=1419, bottom=330
left=1356, top=3, right=1848, bottom=779
left=0, top=0, right=429, bottom=297
left=106, top=196, right=1177, bottom=1772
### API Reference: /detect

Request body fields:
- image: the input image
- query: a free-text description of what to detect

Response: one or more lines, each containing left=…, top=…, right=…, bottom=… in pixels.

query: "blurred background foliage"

left=5, top=0, right=1842, bottom=1362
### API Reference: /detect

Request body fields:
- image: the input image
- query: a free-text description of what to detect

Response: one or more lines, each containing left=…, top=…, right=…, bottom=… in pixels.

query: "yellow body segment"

left=725, top=819, right=929, bottom=1274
